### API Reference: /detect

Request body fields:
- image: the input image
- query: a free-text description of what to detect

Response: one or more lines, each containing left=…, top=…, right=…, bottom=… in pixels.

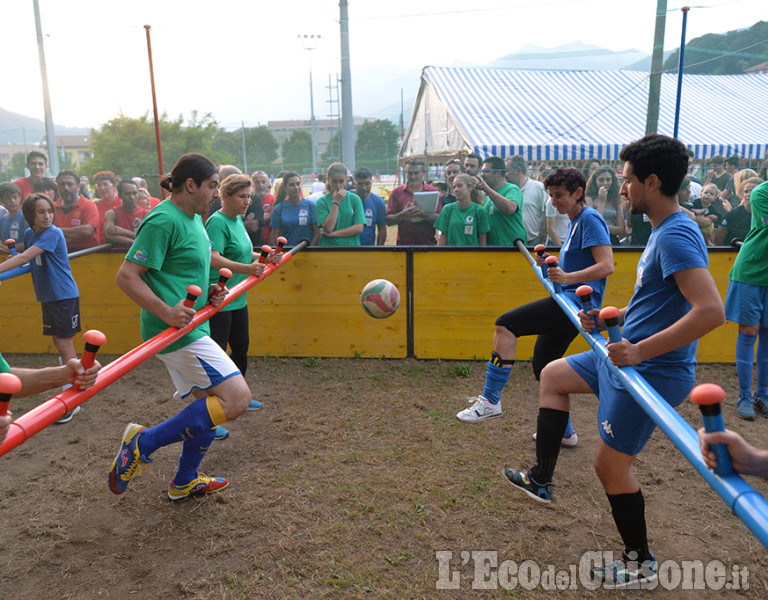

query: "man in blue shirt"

left=503, top=135, right=725, bottom=588
left=354, top=166, right=387, bottom=246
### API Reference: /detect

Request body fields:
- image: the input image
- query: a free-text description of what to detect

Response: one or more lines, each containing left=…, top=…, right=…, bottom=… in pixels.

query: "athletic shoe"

left=736, top=392, right=756, bottom=420
left=54, top=405, right=82, bottom=424
left=753, top=392, right=768, bottom=418
left=214, top=425, right=229, bottom=440
left=247, top=399, right=263, bottom=411
left=502, top=467, right=553, bottom=504
left=590, top=550, right=658, bottom=589
left=532, top=431, right=579, bottom=448
left=109, top=423, right=151, bottom=495
left=168, top=473, right=229, bottom=501
left=456, top=396, right=501, bottom=423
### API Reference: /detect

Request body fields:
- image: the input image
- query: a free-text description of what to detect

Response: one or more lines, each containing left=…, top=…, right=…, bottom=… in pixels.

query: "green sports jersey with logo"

left=126, top=201, right=212, bottom=353
left=484, top=182, right=526, bottom=246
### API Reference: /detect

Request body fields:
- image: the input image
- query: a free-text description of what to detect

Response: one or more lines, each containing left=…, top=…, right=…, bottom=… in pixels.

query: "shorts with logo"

left=567, top=351, right=694, bottom=456
left=41, top=297, right=81, bottom=338
left=157, top=336, right=240, bottom=400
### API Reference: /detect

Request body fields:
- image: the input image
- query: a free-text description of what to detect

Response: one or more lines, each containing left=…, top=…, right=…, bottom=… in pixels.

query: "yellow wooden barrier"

left=0, top=248, right=739, bottom=362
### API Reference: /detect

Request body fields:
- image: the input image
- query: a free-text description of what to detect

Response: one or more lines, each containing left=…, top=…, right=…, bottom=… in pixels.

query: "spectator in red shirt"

left=14, top=151, right=48, bottom=201
left=93, top=171, right=121, bottom=244
left=104, top=179, right=149, bottom=249
left=386, top=157, right=441, bottom=245
left=132, top=177, right=162, bottom=208
left=250, top=171, right=275, bottom=245
left=54, top=171, right=99, bottom=250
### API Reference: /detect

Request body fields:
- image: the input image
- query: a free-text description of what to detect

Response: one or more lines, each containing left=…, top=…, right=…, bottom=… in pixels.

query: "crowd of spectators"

left=2, top=150, right=767, bottom=255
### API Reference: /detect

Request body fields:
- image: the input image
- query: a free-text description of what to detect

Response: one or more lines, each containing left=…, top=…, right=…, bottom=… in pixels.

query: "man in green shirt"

left=478, top=156, right=527, bottom=246
left=316, top=162, right=365, bottom=246
left=110, top=153, right=252, bottom=501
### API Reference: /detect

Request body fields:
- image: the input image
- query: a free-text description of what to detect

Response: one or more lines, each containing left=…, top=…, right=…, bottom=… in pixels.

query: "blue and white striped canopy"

left=402, top=66, right=768, bottom=162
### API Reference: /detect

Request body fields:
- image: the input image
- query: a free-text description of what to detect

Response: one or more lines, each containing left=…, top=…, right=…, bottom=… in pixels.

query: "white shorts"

left=157, top=336, right=240, bottom=400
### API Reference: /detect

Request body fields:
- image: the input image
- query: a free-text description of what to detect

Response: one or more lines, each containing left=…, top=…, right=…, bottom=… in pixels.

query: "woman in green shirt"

left=435, top=174, right=489, bottom=246
left=316, top=162, right=365, bottom=246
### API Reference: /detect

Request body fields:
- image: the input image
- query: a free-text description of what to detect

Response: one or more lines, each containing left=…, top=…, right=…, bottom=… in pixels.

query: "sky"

left=1, top=0, right=764, bottom=132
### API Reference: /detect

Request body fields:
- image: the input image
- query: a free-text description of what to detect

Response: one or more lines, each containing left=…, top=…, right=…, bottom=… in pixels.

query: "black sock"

left=529, top=408, right=569, bottom=483
left=607, top=490, right=652, bottom=563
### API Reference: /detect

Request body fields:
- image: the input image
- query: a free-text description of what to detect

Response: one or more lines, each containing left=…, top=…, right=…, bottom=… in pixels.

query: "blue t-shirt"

left=23, top=225, right=79, bottom=303
left=0, top=212, right=29, bottom=246
left=359, top=193, right=386, bottom=246
left=559, top=205, right=611, bottom=309
left=270, top=199, right=316, bottom=246
left=621, top=211, right=708, bottom=378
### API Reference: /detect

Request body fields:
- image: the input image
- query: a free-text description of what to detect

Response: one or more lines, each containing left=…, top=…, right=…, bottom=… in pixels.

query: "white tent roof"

left=401, top=66, right=768, bottom=162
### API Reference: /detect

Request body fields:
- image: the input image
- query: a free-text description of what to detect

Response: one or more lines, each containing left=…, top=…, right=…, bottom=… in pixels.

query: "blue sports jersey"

left=270, top=199, right=316, bottom=246
left=622, top=210, right=708, bottom=378
left=559, top=205, right=611, bottom=309
left=359, top=193, right=386, bottom=246
left=0, top=212, right=30, bottom=245
left=24, top=225, right=79, bottom=303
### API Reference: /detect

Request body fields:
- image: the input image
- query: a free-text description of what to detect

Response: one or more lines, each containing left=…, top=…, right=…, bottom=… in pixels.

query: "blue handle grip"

left=700, top=406, right=735, bottom=477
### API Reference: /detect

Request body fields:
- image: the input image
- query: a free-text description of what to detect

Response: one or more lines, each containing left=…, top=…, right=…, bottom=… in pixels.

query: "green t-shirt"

left=0, top=352, right=9, bottom=374
left=730, top=181, right=768, bottom=286
left=434, top=202, right=489, bottom=246
left=125, top=201, right=212, bottom=353
left=206, top=210, right=252, bottom=312
left=484, top=182, right=526, bottom=246
left=315, top=191, right=366, bottom=246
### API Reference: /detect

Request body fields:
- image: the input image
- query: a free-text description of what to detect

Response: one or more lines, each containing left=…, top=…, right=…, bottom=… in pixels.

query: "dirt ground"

left=1, top=356, right=767, bottom=599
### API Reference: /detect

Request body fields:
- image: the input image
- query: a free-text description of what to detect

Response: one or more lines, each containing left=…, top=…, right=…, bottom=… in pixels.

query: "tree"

left=212, top=126, right=280, bottom=173
left=7, top=152, right=27, bottom=180
left=321, top=130, right=342, bottom=167
left=281, top=130, right=312, bottom=171
left=356, top=119, right=399, bottom=173
left=83, top=111, right=233, bottom=196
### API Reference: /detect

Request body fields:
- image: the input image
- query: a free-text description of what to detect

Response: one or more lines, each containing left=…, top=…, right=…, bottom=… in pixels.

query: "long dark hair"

left=160, top=153, right=217, bottom=194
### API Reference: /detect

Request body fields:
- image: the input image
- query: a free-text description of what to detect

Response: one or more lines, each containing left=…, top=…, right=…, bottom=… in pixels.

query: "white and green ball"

left=360, top=279, right=400, bottom=319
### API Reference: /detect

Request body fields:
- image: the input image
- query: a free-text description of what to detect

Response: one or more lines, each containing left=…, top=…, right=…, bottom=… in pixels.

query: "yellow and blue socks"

left=736, top=331, right=757, bottom=396
left=138, top=395, right=227, bottom=458
left=482, top=352, right=513, bottom=405
left=173, top=428, right=217, bottom=486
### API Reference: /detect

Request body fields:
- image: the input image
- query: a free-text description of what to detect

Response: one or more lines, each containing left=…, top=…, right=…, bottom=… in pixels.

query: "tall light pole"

left=645, top=0, right=667, bottom=135
left=300, top=34, right=321, bottom=176
left=32, top=0, right=59, bottom=175
left=673, top=7, right=690, bottom=139
left=144, top=25, right=165, bottom=197
left=339, top=0, right=355, bottom=172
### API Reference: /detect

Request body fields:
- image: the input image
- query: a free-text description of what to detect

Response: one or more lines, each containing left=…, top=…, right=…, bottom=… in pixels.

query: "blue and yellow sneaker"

left=503, top=467, right=553, bottom=504
left=168, top=473, right=229, bottom=501
left=214, top=425, right=229, bottom=440
left=590, top=550, right=658, bottom=589
left=109, top=423, right=152, bottom=495
left=247, top=399, right=263, bottom=411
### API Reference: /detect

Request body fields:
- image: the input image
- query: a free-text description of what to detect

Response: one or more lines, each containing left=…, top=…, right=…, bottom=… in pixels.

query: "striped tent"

left=401, top=66, right=768, bottom=162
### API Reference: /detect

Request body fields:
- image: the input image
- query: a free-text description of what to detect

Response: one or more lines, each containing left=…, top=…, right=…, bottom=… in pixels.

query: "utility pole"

left=241, top=121, right=248, bottom=174
left=300, top=34, right=321, bottom=175
left=673, top=7, right=691, bottom=139
left=33, top=0, right=59, bottom=175
left=339, top=0, right=355, bottom=171
left=645, top=0, right=667, bottom=135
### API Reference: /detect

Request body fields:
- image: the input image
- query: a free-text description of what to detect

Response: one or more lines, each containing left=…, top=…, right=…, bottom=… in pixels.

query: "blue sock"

left=138, top=396, right=216, bottom=458
left=173, top=427, right=216, bottom=486
left=482, top=361, right=512, bottom=405
left=757, top=329, right=768, bottom=396
left=736, top=331, right=757, bottom=396
left=563, top=415, right=575, bottom=438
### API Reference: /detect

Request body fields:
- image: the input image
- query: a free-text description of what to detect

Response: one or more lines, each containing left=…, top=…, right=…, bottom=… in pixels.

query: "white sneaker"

left=532, top=431, right=579, bottom=448
left=456, top=396, right=502, bottom=423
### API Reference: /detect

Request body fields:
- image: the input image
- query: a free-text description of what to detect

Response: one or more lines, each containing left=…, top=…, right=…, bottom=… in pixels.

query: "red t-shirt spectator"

left=54, top=195, right=100, bottom=250
left=13, top=178, right=34, bottom=202
left=386, top=183, right=441, bottom=245
left=96, top=196, right=121, bottom=244
left=110, top=205, right=150, bottom=249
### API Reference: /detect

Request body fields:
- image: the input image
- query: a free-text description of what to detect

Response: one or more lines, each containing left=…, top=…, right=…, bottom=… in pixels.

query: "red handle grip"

left=275, top=236, right=287, bottom=255
left=183, top=284, right=203, bottom=308
left=0, top=372, right=22, bottom=417
left=545, top=255, right=559, bottom=268
left=5, top=239, right=17, bottom=256
left=81, top=329, right=107, bottom=370
left=217, top=268, right=233, bottom=291
left=258, top=245, right=273, bottom=264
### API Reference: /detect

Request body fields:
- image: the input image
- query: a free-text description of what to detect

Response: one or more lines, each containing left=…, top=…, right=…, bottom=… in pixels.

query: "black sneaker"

left=590, top=550, right=658, bottom=589
left=502, top=467, right=553, bottom=504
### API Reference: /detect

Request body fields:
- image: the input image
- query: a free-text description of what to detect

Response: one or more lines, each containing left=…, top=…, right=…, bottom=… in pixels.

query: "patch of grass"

left=444, top=363, right=472, bottom=378
left=303, top=357, right=321, bottom=368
